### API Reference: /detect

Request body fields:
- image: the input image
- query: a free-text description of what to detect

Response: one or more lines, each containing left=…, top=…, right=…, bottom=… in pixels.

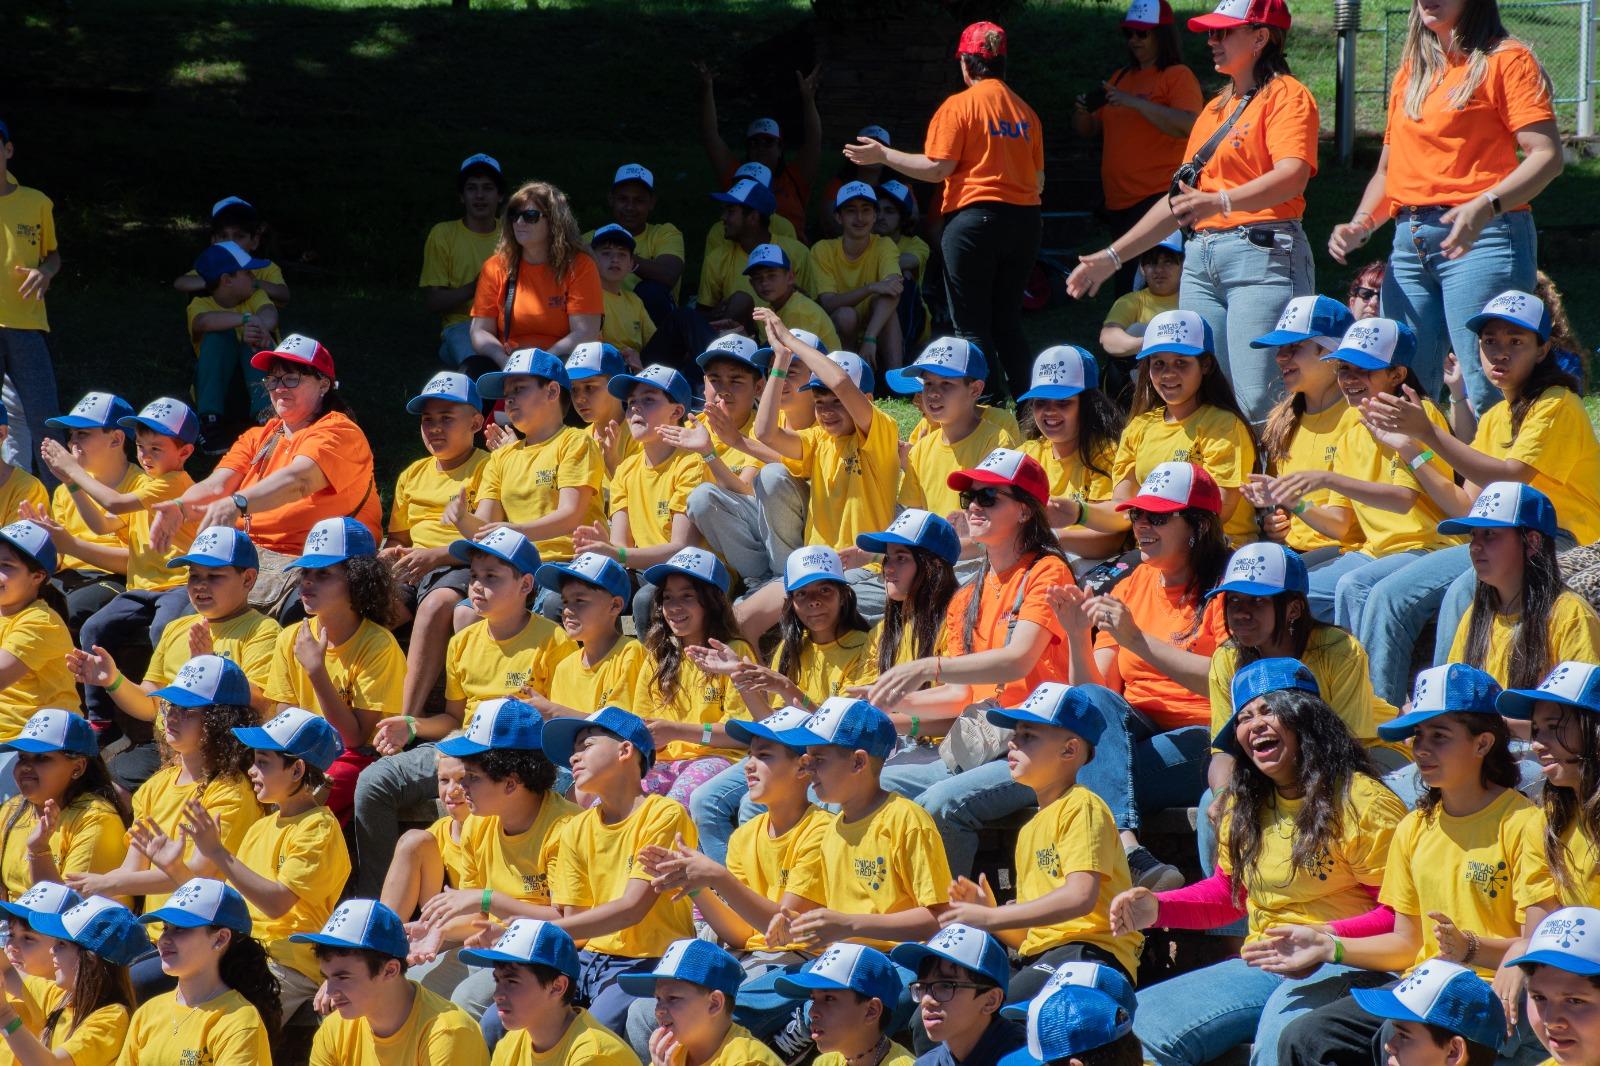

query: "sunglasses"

left=1126, top=507, right=1173, bottom=527
left=515, top=208, right=546, bottom=225
left=1351, top=286, right=1380, bottom=302
left=959, top=487, right=1009, bottom=509
left=1123, top=27, right=1152, bottom=38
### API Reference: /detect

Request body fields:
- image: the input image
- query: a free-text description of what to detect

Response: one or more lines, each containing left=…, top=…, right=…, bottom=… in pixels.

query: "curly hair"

left=1461, top=530, right=1564, bottom=691
left=462, top=748, right=558, bottom=795
left=1538, top=705, right=1600, bottom=899
left=344, top=556, right=398, bottom=628
left=776, top=582, right=872, bottom=683
left=45, top=946, right=133, bottom=1042
left=961, top=491, right=1068, bottom=654
left=644, top=577, right=741, bottom=706
left=218, top=931, right=282, bottom=1047
left=1416, top=712, right=1520, bottom=823
left=157, top=702, right=256, bottom=785
left=496, top=181, right=591, bottom=285
left=876, top=546, right=958, bottom=675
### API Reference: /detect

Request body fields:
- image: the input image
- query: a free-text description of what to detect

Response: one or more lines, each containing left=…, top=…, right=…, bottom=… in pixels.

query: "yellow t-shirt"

left=584, top=221, right=686, bottom=300
left=816, top=1044, right=914, bottom=1066
left=809, top=236, right=900, bottom=308
left=1208, top=628, right=1392, bottom=746
left=145, top=609, right=280, bottom=691
left=446, top=615, right=579, bottom=717
left=50, top=466, right=139, bottom=574
left=235, top=805, right=350, bottom=982
left=1114, top=404, right=1259, bottom=545
left=759, top=292, right=841, bottom=352
left=1019, top=437, right=1118, bottom=511
left=548, top=638, right=648, bottom=715
left=2, top=975, right=63, bottom=1048
left=1104, top=287, right=1179, bottom=329
left=600, top=287, right=656, bottom=353
left=0, top=466, right=47, bottom=528
left=1014, top=786, right=1141, bottom=973
left=1274, top=402, right=1365, bottom=553
left=420, top=220, right=501, bottom=331
left=1472, top=388, right=1600, bottom=544
left=130, top=766, right=263, bottom=916
left=1448, top=591, right=1600, bottom=689
left=116, top=989, right=269, bottom=1066
left=1325, top=400, right=1459, bottom=557
left=701, top=1024, right=784, bottom=1066
left=1554, top=816, right=1600, bottom=907
left=633, top=639, right=756, bottom=762
left=266, top=618, right=407, bottom=725
left=457, top=792, right=580, bottom=906
left=699, top=234, right=815, bottom=308
left=428, top=815, right=470, bottom=889
left=898, top=234, right=931, bottom=280
left=702, top=411, right=766, bottom=476
left=705, top=214, right=798, bottom=254
left=389, top=451, right=490, bottom=552
left=725, top=806, right=832, bottom=950
left=0, top=793, right=125, bottom=904
left=910, top=404, right=1022, bottom=446
left=477, top=427, right=605, bottom=564
left=1379, top=788, right=1556, bottom=977
left=551, top=793, right=697, bottom=958
left=784, top=630, right=878, bottom=705
left=0, top=185, right=56, bottom=332
left=787, top=793, right=952, bottom=952
left=0, top=599, right=78, bottom=739
left=126, top=469, right=197, bottom=591
left=900, top=417, right=1021, bottom=517
left=185, top=289, right=276, bottom=355
left=1218, top=774, right=1405, bottom=945
left=784, top=406, right=900, bottom=552
left=866, top=616, right=948, bottom=675
left=489, top=1008, right=641, bottom=1065
left=7, top=996, right=128, bottom=1066
left=608, top=449, right=705, bottom=548
left=309, top=982, right=490, bottom=1066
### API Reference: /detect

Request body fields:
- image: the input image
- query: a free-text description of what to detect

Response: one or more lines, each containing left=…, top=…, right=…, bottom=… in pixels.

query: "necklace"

left=171, top=983, right=227, bottom=1037
left=844, top=1036, right=890, bottom=1065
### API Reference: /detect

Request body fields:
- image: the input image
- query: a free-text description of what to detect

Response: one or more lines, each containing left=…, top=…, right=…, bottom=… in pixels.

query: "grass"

left=6, top=0, right=1599, bottom=499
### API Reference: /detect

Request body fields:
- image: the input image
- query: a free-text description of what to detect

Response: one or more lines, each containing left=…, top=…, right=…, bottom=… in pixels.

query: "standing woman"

left=1327, top=0, right=1562, bottom=413
left=467, top=181, right=603, bottom=374
left=1068, top=0, right=1319, bottom=426
left=1071, top=0, right=1203, bottom=295
left=844, top=21, right=1044, bottom=400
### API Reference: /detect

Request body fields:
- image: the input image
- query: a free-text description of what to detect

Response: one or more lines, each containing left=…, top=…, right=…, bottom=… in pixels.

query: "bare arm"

left=555, top=878, right=664, bottom=941
left=546, top=314, right=602, bottom=357
left=695, top=64, right=738, bottom=178
left=423, top=281, right=478, bottom=315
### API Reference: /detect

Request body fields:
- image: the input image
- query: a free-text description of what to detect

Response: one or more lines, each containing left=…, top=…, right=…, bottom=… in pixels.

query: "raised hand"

left=25, top=798, right=59, bottom=856
left=187, top=618, right=215, bottom=658
left=292, top=621, right=331, bottom=673
left=65, top=645, right=118, bottom=688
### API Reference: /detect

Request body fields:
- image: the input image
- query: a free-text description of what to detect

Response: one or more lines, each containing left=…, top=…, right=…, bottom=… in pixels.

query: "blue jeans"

left=1135, top=956, right=1378, bottom=1066
left=438, top=321, right=475, bottom=368
left=1305, top=551, right=1384, bottom=625
left=0, top=329, right=61, bottom=489
left=79, top=589, right=193, bottom=732
left=1335, top=546, right=1470, bottom=706
left=690, top=758, right=752, bottom=863
left=1383, top=207, right=1536, bottom=413
left=1181, top=222, right=1315, bottom=424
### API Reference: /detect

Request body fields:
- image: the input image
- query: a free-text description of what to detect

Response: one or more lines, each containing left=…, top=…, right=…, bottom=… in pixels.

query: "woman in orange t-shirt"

left=467, top=181, right=602, bottom=372
left=1052, top=461, right=1231, bottom=889
left=1071, top=0, right=1203, bottom=294
left=1327, top=0, right=1562, bottom=416
left=1067, top=0, right=1318, bottom=427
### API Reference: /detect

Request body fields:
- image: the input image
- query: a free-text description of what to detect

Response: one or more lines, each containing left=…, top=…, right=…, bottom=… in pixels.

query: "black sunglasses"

left=959, top=487, right=1007, bottom=509
left=515, top=208, right=546, bottom=225
left=1126, top=507, right=1173, bottom=527
left=1123, top=27, right=1152, bottom=38
left=1351, top=286, right=1380, bottom=302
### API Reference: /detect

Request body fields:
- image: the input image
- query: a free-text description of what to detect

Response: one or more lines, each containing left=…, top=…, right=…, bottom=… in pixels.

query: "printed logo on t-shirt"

left=1310, top=849, right=1335, bottom=881
left=841, top=454, right=863, bottom=476
left=505, top=669, right=531, bottom=692
left=535, top=467, right=556, bottom=487
left=986, top=118, right=1033, bottom=141
left=523, top=872, right=546, bottom=897
left=1035, top=844, right=1061, bottom=879
left=179, top=1049, right=214, bottom=1066
left=1464, top=859, right=1509, bottom=899
left=854, top=855, right=888, bottom=891
left=14, top=224, right=41, bottom=243
left=1323, top=444, right=1338, bottom=464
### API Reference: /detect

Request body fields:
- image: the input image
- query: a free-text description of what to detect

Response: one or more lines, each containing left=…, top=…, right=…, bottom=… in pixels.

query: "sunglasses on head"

left=1126, top=507, right=1173, bottom=526
left=515, top=208, right=546, bottom=225
left=1351, top=286, right=1380, bottom=302
left=959, top=487, right=1007, bottom=509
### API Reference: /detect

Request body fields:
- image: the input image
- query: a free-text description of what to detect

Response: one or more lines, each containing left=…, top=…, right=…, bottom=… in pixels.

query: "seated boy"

left=421, top=154, right=505, bottom=370
left=564, top=342, right=639, bottom=480
left=292, top=898, right=490, bottom=1066
left=583, top=164, right=685, bottom=322
left=810, top=182, right=903, bottom=372
left=774, top=943, right=912, bottom=1065
left=540, top=707, right=698, bottom=1034
left=186, top=242, right=280, bottom=450
left=174, top=196, right=291, bottom=306
left=1099, top=232, right=1182, bottom=408
left=875, top=180, right=930, bottom=346
left=893, top=925, right=1021, bottom=1064
left=619, top=938, right=782, bottom=1065
left=590, top=224, right=656, bottom=365
left=697, top=179, right=814, bottom=336
left=997, top=962, right=1142, bottom=1066
left=702, top=161, right=800, bottom=256
left=1352, top=958, right=1506, bottom=1066
left=533, top=554, right=645, bottom=717
left=745, top=244, right=840, bottom=352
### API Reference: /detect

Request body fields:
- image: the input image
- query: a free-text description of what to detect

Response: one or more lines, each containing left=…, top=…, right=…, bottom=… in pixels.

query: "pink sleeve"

left=1327, top=885, right=1396, bottom=938
left=1153, top=869, right=1248, bottom=929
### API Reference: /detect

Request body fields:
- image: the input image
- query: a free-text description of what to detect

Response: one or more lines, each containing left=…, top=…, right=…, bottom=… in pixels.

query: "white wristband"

left=1218, top=189, right=1233, bottom=218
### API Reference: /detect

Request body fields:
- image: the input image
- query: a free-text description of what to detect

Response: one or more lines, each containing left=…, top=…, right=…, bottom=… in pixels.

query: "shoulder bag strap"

left=1182, top=86, right=1259, bottom=178
left=501, top=256, right=521, bottom=341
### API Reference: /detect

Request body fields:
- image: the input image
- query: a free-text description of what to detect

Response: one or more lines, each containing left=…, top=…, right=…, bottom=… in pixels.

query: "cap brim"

left=0, top=737, right=92, bottom=756
left=1350, top=985, right=1433, bottom=1024
left=1466, top=311, right=1547, bottom=341
left=773, top=971, right=853, bottom=998
left=1322, top=349, right=1392, bottom=371
left=286, top=931, right=395, bottom=953
left=945, top=468, right=1016, bottom=493
left=1208, top=578, right=1297, bottom=599
left=617, top=971, right=668, bottom=997
left=249, top=350, right=316, bottom=373
left=1137, top=343, right=1206, bottom=360
left=1017, top=384, right=1085, bottom=402
left=724, top=719, right=802, bottom=748
left=451, top=539, right=535, bottom=576
left=889, top=941, right=1003, bottom=988
left=1437, top=515, right=1521, bottom=535
left=1376, top=708, right=1450, bottom=741
left=1249, top=330, right=1315, bottom=349
left=534, top=561, right=623, bottom=598
left=1115, top=493, right=1188, bottom=514
left=117, top=416, right=194, bottom=443
left=24, top=910, right=74, bottom=941
left=230, top=726, right=288, bottom=752
left=853, top=530, right=958, bottom=566
left=641, top=562, right=726, bottom=593
left=43, top=416, right=113, bottom=430
left=405, top=393, right=476, bottom=415
left=169, top=552, right=245, bottom=569
left=475, top=372, right=516, bottom=399
left=1187, top=12, right=1249, bottom=29
left=1506, top=948, right=1600, bottom=975
left=0, top=532, right=48, bottom=572
left=139, top=906, right=215, bottom=929
left=886, top=365, right=970, bottom=395
left=437, top=735, right=492, bottom=757
left=784, top=570, right=845, bottom=592
left=0, top=901, right=39, bottom=923
left=147, top=684, right=216, bottom=708
left=709, top=192, right=744, bottom=205
left=694, top=350, right=767, bottom=372
left=1496, top=688, right=1598, bottom=720
left=285, top=554, right=353, bottom=570
left=771, top=727, right=833, bottom=750
left=563, top=366, right=610, bottom=381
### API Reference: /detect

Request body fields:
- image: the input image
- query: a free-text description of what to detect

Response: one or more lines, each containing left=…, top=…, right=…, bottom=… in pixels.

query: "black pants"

left=1102, top=192, right=1167, bottom=295
left=1277, top=976, right=1396, bottom=1066
left=1009, top=941, right=1131, bottom=1004
left=941, top=201, right=1042, bottom=400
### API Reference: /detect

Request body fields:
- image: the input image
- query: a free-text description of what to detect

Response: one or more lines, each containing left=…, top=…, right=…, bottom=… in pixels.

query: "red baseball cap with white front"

left=251, top=333, right=336, bottom=378
left=958, top=21, right=1007, bottom=57
left=1116, top=461, right=1222, bottom=515
left=1188, top=0, right=1292, bottom=32
left=1124, top=0, right=1174, bottom=27
left=947, top=448, right=1050, bottom=505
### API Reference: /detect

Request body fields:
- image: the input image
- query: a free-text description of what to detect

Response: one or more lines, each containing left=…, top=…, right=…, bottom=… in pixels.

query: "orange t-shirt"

left=1381, top=43, right=1554, bottom=213
left=720, top=162, right=812, bottom=242
left=943, top=552, right=1073, bottom=708
left=1092, top=563, right=1227, bottom=729
left=925, top=78, right=1044, bottom=214
left=1186, top=75, right=1319, bottom=232
left=470, top=254, right=605, bottom=352
left=219, top=413, right=381, bottom=556
left=1098, top=64, right=1205, bottom=211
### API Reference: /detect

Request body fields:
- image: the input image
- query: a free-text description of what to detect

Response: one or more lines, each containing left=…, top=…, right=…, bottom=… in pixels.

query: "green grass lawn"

left=7, top=0, right=1598, bottom=499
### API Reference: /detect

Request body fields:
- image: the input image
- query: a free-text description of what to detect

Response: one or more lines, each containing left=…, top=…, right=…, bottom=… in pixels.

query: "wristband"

left=1103, top=246, right=1123, bottom=271
left=1291, top=499, right=1310, bottom=516
left=686, top=888, right=702, bottom=899
left=106, top=673, right=125, bottom=693
left=701, top=724, right=714, bottom=745
left=1331, top=936, right=1344, bottom=965
left=1073, top=498, right=1087, bottom=527
left=3, top=1017, right=20, bottom=1036
left=700, top=450, right=717, bottom=463
left=241, top=312, right=252, bottom=326
left=404, top=715, right=417, bottom=743
left=910, top=716, right=921, bottom=739
left=1218, top=189, right=1233, bottom=218
left=617, top=546, right=628, bottom=566
left=769, top=367, right=788, bottom=379
left=862, top=335, right=877, bottom=345
left=1462, top=929, right=1480, bottom=966
left=481, top=888, right=493, bottom=916
left=1408, top=449, right=1436, bottom=471
left=66, top=482, right=82, bottom=494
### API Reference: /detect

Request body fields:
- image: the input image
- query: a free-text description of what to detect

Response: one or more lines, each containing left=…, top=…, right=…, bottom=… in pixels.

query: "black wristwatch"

left=231, top=492, right=250, bottom=515
left=1483, top=191, right=1504, bottom=217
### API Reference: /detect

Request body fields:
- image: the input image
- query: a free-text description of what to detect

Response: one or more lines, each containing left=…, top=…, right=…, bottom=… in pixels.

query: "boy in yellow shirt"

left=619, top=939, right=782, bottom=1066
left=812, top=182, right=903, bottom=373
left=875, top=179, right=930, bottom=346
left=542, top=707, right=699, bottom=1034
left=591, top=225, right=657, bottom=364
left=698, top=178, right=814, bottom=335
left=746, top=243, right=840, bottom=352
left=421, top=154, right=504, bottom=371
left=564, top=342, right=639, bottom=480
left=584, top=163, right=686, bottom=312
left=186, top=242, right=280, bottom=449
left=173, top=196, right=291, bottom=306
left=772, top=943, right=913, bottom=1066
left=533, top=552, right=646, bottom=717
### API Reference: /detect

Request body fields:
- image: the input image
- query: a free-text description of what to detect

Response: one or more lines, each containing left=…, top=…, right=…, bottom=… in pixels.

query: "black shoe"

left=198, top=415, right=229, bottom=456
left=1126, top=845, right=1184, bottom=891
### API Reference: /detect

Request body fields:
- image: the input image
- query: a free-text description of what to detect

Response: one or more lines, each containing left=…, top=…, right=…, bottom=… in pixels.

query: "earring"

left=1189, top=535, right=1197, bottom=548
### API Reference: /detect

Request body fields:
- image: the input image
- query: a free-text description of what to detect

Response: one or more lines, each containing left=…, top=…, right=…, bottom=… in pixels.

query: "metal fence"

left=1354, top=0, right=1596, bottom=136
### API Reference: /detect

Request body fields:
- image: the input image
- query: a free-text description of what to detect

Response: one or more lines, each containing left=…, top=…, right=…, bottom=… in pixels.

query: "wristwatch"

left=231, top=492, right=250, bottom=515
left=1483, top=191, right=1504, bottom=217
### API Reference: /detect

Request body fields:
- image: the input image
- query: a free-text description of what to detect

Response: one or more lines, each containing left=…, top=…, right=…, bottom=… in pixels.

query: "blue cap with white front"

left=477, top=348, right=570, bottom=399
left=1498, top=661, right=1600, bottom=720
left=856, top=509, right=961, bottom=567
left=118, top=397, right=199, bottom=444
left=607, top=363, right=693, bottom=408
left=289, top=898, right=408, bottom=959
left=0, top=520, right=54, bottom=574
left=986, top=682, right=1107, bottom=747
left=619, top=938, right=745, bottom=999
left=886, top=337, right=988, bottom=394
left=461, top=918, right=580, bottom=978
left=1215, top=657, right=1320, bottom=756
left=1152, top=229, right=1185, bottom=254
left=1209, top=542, right=1310, bottom=599
left=0, top=881, right=81, bottom=925
left=565, top=342, right=627, bottom=382
left=149, top=654, right=253, bottom=709
left=1139, top=310, right=1214, bottom=359
left=747, top=118, right=781, bottom=139
left=892, top=923, right=1011, bottom=990
left=786, top=329, right=830, bottom=355
left=193, top=242, right=270, bottom=285
left=1353, top=959, right=1507, bottom=1050
left=1250, top=295, right=1356, bottom=351
left=535, top=551, right=631, bottom=601
left=1509, top=906, right=1600, bottom=975
left=589, top=223, right=637, bottom=251
left=1324, top=318, right=1417, bottom=371
left=643, top=546, right=731, bottom=595
left=784, top=546, right=846, bottom=591
left=774, top=943, right=903, bottom=1007
left=47, top=392, right=137, bottom=432
left=1467, top=289, right=1552, bottom=342
left=171, top=526, right=259, bottom=571
left=612, top=163, right=654, bottom=189
left=801, top=351, right=875, bottom=396
left=742, top=243, right=792, bottom=275
left=142, top=878, right=252, bottom=934
left=232, top=706, right=344, bottom=771
left=774, top=697, right=897, bottom=760
left=696, top=333, right=769, bottom=374
left=998, top=962, right=1138, bottom=1066
left=288, top=517, right=377, bottom=570
left=450, top=526, right=543, bottom=578
left=1438, top=482, right=1557, bottom=538
left=1018, top=345, right=1099, bottom=402
left=460, top=153, right=501, bottom=176
left=834, top=180, right=878, bottom=210
left=541, top=706, right=657, bottom=772
left=878, top=179, right=916, bottom=217
left=406, top=371, right=480, bottom=414
left=1379, top=664, right=1503, bottom=740
left=725, top=705, right=812, bottom=751
left=438, top=698, right=544, bottom=757
left=734, top=161, right=772, bottom=186
left=0, top=707, right=98, bottom=756
left=28, top=897, right=152, bottom=967
left=711, top=178, right=777, bottom=218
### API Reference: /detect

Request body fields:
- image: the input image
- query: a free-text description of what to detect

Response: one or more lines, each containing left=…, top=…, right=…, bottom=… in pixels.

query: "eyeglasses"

left=261, top=372, right=305, bottom=391
left=1126, top=508, right=1173, bottom=527
left=515, top=208, right=546, bottom=225
left=959, top=487, right=1005, bottom=509
left=910, top=981, right=993, bottom=1004
left=1123, top=28, right=1152, bottom=38
left=1351, top=286, right=1380, bottom=302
